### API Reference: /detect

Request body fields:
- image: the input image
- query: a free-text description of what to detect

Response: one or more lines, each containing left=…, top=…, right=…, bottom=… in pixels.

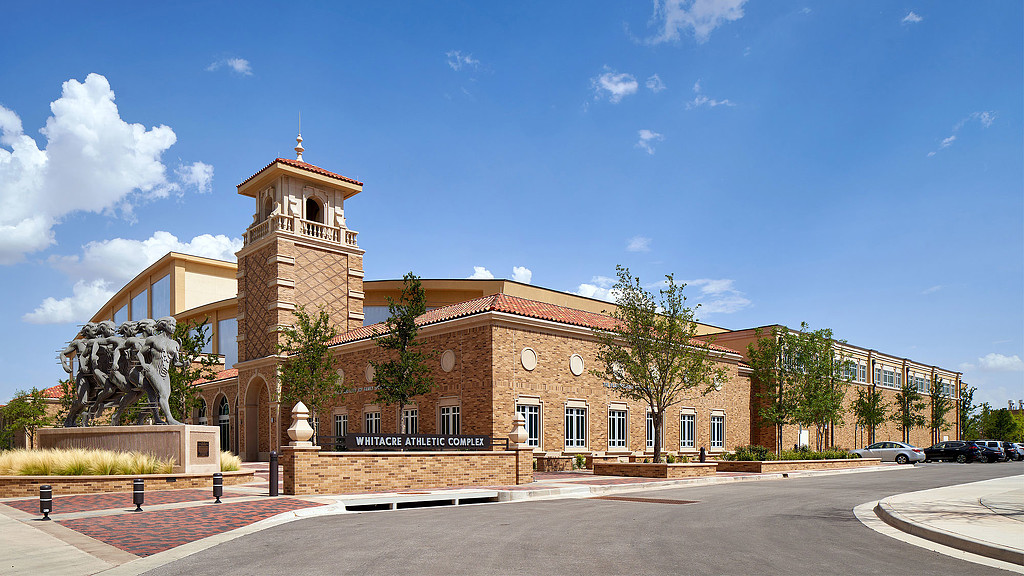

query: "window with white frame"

left=608, top=409, right=627, bottom=449
left=895, top=372, right=902, bottom=388
left=882, top=369, right=895, bottom=388
left=402, top=408, right=418, bottom=434
left=680, top=413, right=696, bottom=449
left=710, top=414, right=725, bottom=450
left=364, top=411, right=381, bottom=434
left=858, top=363, right=867, bottom=383
left=646, top=411, right=656, bottom=449
left=565, top=407, right=587, bottom=448
left=334, top=414, right=348, bottom=450
left=516, top=404, right=540, bottom=448
left=874, top=365, right=882, bottom=387
left=440, top=405, right=460, bottom=435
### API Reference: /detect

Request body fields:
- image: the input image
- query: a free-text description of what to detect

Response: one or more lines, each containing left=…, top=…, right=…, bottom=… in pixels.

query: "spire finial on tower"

left=295, top=113, right=304, bottom=161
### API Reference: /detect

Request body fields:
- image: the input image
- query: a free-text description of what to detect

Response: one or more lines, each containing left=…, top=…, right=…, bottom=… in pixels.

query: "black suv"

left=923, top=441, right=983, bottom=463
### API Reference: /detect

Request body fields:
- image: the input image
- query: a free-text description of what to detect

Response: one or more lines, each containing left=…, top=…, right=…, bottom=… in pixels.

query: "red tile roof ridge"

left=238, top=157, right=363, bottom=188
left=40, top=384, right=65, bottom=398
left=196, top=368, right=239, bottom=385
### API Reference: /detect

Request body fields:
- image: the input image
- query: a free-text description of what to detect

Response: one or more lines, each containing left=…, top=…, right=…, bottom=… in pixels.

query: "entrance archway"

left=244, top=377, right=268, bottom=461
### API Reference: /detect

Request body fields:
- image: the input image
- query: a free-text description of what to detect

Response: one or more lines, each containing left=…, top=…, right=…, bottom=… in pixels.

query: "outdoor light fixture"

left=132, top=479, right=144, bottom=512
left=39, top=485, right=52, bottom=520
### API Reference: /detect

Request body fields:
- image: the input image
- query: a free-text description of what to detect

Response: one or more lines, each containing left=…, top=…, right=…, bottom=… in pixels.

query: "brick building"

left=76, top=141, right=962, bottom=460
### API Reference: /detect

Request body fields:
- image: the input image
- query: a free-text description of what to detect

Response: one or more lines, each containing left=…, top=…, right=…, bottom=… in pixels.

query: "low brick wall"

left=593, top=462, right=718, bottom=478
left=281, top=447, right=534, bottom=495
left=586, top=455, right=628, bottom=469
left=713, top=458, right=882, bottom=473
left=0, top=469, right=254, bottom=498
left=536, top=456, right=573, bottom=472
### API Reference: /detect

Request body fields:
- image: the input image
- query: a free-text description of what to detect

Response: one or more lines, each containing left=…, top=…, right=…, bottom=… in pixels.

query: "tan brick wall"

left=714, top=458, right=881, bottom=473
left=592, top=462, right=717, bottom=478
left=280, top=448, right=524, bottom=495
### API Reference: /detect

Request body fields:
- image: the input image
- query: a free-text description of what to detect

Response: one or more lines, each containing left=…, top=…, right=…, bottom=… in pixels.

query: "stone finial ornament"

left=509, top=413, right=527, bottom=447
left=287, top=401, right=315, bottom=446
left=295, top=133, right=304, bottom=162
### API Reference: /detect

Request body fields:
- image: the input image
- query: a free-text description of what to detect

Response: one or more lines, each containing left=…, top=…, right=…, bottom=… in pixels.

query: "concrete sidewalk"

left=875, top=474, right=1024, bottom=566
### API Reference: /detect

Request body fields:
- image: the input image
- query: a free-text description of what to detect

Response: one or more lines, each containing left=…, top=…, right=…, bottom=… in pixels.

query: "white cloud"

left=921, top=285, right=942, bottom=295
left=446, top=50, right=480, bottom=71
left=645, top=74, right=666, bottom=93
left=801, top=7, right=811, bottom=14
left=25, top=231, right=242, bottom=324
left=175, top=161, right=214, bottom=193
left=686, top=79, right=734, bottom=109
left=635, top=130, right=664, bottom=155
left=976, top=353, right=1024, bottom=372
left=684, top=278, right=751, bottom=315
left=626, top=236, right=652, bottom=252
left=0, top=74, right=209, bottom=264
left=512, top=266, right=532, bottom=284
left=575, top=275, right=619, bottom=302
left=648, top=0, right=748, bottom=45
left=929, top=111, right=996, bottom=156
left=591, top=68, right=639, bottom=103
left=902, top=11, right=923, bottom=24
left=467, top=266, right=494, bottom=280
left=207, top=58, right=253, bottom=75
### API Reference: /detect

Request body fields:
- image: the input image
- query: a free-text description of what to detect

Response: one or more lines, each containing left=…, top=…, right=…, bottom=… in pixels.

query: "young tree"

left=279, top=305, right=342, bottom=440
left=747, top=326, right=797, bottom=455
left=891, top=376, right=926, bottom=443
left=789, top=324, right=850, bottom=451
left=371, top=272, right=434, bottom=434
left=958, top=385, right=977, bottom=440
left=0, top=388, right=51, bottom=448
left=852, top=386, right=887, bottom=446
left=591, top=266, right=726, bottom=463
left=927, top=375, right=953, bottom=445
left=169, top=318, right=220, bottom=423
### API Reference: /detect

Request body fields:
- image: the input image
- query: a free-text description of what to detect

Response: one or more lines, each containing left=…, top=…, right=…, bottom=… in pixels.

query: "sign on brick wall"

left=344, top=434, right=492, bottom=451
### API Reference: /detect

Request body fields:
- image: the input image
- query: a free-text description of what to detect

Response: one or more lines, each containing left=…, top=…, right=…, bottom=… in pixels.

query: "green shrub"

left=665, top=453, right=676, bottom=464
left=723, top=445, right=775, bottom=461
left=573, top=454, right=587, bottom=470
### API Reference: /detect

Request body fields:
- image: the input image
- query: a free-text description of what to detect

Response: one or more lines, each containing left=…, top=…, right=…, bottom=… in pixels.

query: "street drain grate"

left=594, top=496, right=698, bottom=505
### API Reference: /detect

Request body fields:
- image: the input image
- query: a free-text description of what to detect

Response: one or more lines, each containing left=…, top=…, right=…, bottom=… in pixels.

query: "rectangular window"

left=680, top=413, right=696, bottom=449
left=190, top=325, right=214, bottom=353
left=895, top=372, right=902, bottom=387
left=217, top=318, right=238, bottom=368
left=151, top=275, right=170, bottom=319
left=333, top=414, right=348, bottom=450
left=565, top=407, right=587, bottom=448
left=516, top=404, right=540, bottom=448
left=364, top=411, right=380, bottom=434
left=114, top=305, right=128, bottom=325
left=608, top=409, right=627, bottom=449
left=440, top=406, right=460, bottom=435
left=130, top=289, right=148, bottom=321
left=402, top=408, right=418, bottom=434
left=646, top=412, right=655, bottom=449
left=858, top=363, right=867, bottom=383
left=883, top=369, right=895, bottom=388
left=710, top=414, right=725, bottom=450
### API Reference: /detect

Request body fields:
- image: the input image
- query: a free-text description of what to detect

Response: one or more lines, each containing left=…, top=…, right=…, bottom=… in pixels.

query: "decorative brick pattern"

left=3, top=487, right=249, bottom=514
left=593, top=462, right=718, bottom=478
left=0, top=470, right=255, bottom=498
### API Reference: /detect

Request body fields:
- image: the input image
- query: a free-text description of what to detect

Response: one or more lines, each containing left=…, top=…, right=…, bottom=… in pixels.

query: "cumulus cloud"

left=591, top=68, right=639, bottom=103
left=468, top=266, right=494, bottom=280
left=446, top=50, right=480, bottom=71
left=921, top=285, right=943, bottom=295
left=686, top=79, right=734, bottom=109
left=928, top=111, right=996, bottom=156
left=647, top=0, right=748, bottom=45
left=175, top=161, right=214, bottom=193
left=575, top=275, right=619, bottom=302
left=645, top=74, right=666, bottom=93
left=24, top=231, right=243, bottom=324
left=635, top=130, right=664, bottom=155
left=626, top=236, right=652, bottom=252
left=512, top=266, right=532, bottom=284
left=0, top=73, right=210, bottom=264
left=207, top=58, right=252, bottom=75
left=969, top=353, right=1024, bottom=372
left=684, top=278, right=751, bottom=315
left=902, top=11, right=923, bottom=24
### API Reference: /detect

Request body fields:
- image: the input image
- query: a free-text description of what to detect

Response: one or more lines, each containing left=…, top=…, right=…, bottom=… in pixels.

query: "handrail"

left=243, top=214, right=358, bottom=247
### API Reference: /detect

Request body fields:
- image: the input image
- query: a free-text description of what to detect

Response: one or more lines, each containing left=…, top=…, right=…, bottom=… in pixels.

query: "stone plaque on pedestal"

left=37, top=425, right=222, bottom=474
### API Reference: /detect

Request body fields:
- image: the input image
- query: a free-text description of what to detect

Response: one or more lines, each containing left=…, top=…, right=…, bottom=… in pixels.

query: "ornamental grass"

left=220, top=450, right=242, bottom=471
left=0, top=448, right=174, bottom=476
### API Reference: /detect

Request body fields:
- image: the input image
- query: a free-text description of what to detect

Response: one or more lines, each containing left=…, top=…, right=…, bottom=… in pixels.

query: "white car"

left=852, top=441, right=926, bottom=464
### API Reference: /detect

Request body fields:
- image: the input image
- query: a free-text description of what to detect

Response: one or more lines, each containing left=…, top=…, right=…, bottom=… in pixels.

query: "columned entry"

left=245, top=378, right=269, bottom=461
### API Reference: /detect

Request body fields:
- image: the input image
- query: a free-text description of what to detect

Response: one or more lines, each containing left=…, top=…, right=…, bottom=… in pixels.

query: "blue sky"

left=1, top=1, right=1021, bottom=409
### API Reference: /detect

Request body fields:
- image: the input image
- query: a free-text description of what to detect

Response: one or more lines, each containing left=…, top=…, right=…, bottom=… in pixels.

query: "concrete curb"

left=874, top=499, right=1024, bottom=566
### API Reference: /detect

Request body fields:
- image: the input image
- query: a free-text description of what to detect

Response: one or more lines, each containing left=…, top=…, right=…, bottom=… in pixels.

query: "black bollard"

left=213, top=472, right=223, bottom=503
left=269, top=451, right=279, bottom=497
left=132, top=478, right=144, bottom=512
left=39, top=485, right=52, bottom=521
left=699, top=446, right=706, bottom=463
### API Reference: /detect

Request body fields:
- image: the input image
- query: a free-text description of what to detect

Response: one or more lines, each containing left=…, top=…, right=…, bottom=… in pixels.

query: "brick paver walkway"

left=4, top=488, right=250, bottom=515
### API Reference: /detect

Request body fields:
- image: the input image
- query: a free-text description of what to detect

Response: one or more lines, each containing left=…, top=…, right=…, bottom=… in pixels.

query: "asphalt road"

left=146, top=462, right=1024, bottom=576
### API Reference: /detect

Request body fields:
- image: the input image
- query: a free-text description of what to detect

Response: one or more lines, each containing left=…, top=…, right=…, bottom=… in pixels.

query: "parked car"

left=1014, top=443, right=1024, bottom=460
left=973, top=440, right=1010, bottom=462
left=853, top=441, right=926, bottom=464
left=999, top=441, right=1023, bottom=461
left=966, top=438, right=1007, bottom=461
left=923, top=441, right=983, bottom=463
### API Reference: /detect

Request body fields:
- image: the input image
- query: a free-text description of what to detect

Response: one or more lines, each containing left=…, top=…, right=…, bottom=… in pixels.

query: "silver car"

left=853, top=441, right=926, bottom=464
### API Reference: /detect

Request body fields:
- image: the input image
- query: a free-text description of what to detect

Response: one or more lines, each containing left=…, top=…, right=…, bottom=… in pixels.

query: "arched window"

left=305, top=197, right=322, bottom=223
left=196, top=399, right=207, bottom=426
left=263, top=196, right=274, bottom=221
left=218, top=397, right=230, bottom=453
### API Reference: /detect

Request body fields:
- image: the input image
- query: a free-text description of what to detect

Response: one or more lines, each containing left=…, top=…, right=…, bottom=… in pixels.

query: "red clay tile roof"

left=195, top=368, right=238, bottom=385
left=238, top=158, right=363, bottom=188
left=325, top=294, right=740, bottom=355
left=40, top=384, right=65, bottom=399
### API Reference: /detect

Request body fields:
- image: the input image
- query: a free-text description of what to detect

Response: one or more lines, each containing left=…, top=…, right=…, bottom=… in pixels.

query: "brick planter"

left=593, top=462, right=717, bottom=478
left=0, top=469, right=255, bottom=498
left=536, top=456, right=573, bottom=472
left=713, top=458, right=882, bottom=473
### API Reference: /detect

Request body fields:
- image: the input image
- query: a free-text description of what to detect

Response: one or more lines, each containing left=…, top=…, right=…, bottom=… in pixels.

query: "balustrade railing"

left=244, top=214, right=358, bottom=247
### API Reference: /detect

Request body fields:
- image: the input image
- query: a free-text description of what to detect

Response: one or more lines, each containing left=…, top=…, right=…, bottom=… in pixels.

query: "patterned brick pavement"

left=57, top=498, right=323, bottom=556
left=3, top=488, right=250, bottom=515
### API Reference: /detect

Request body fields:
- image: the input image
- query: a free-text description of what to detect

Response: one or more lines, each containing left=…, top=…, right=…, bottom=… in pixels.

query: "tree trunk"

left=653, top=410, right=663, bottom=463
left=399, top=401, right=405, bottom=434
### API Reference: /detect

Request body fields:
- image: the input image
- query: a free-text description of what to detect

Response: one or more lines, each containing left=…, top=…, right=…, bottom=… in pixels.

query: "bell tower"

left=234, top=135, right=365, bottom=363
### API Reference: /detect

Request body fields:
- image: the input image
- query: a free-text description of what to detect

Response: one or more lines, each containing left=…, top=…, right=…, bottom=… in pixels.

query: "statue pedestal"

left=37, top=425, right=222, bottom=474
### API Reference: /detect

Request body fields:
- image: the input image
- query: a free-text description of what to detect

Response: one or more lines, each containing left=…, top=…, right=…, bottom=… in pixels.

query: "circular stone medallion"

left=441, top=349, right=456, bottom=372
left=569, top=354, right=585, bottom=376
left=364, top=364, right=375, bottom=383
left=521, top=348, right=538, bottom=371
